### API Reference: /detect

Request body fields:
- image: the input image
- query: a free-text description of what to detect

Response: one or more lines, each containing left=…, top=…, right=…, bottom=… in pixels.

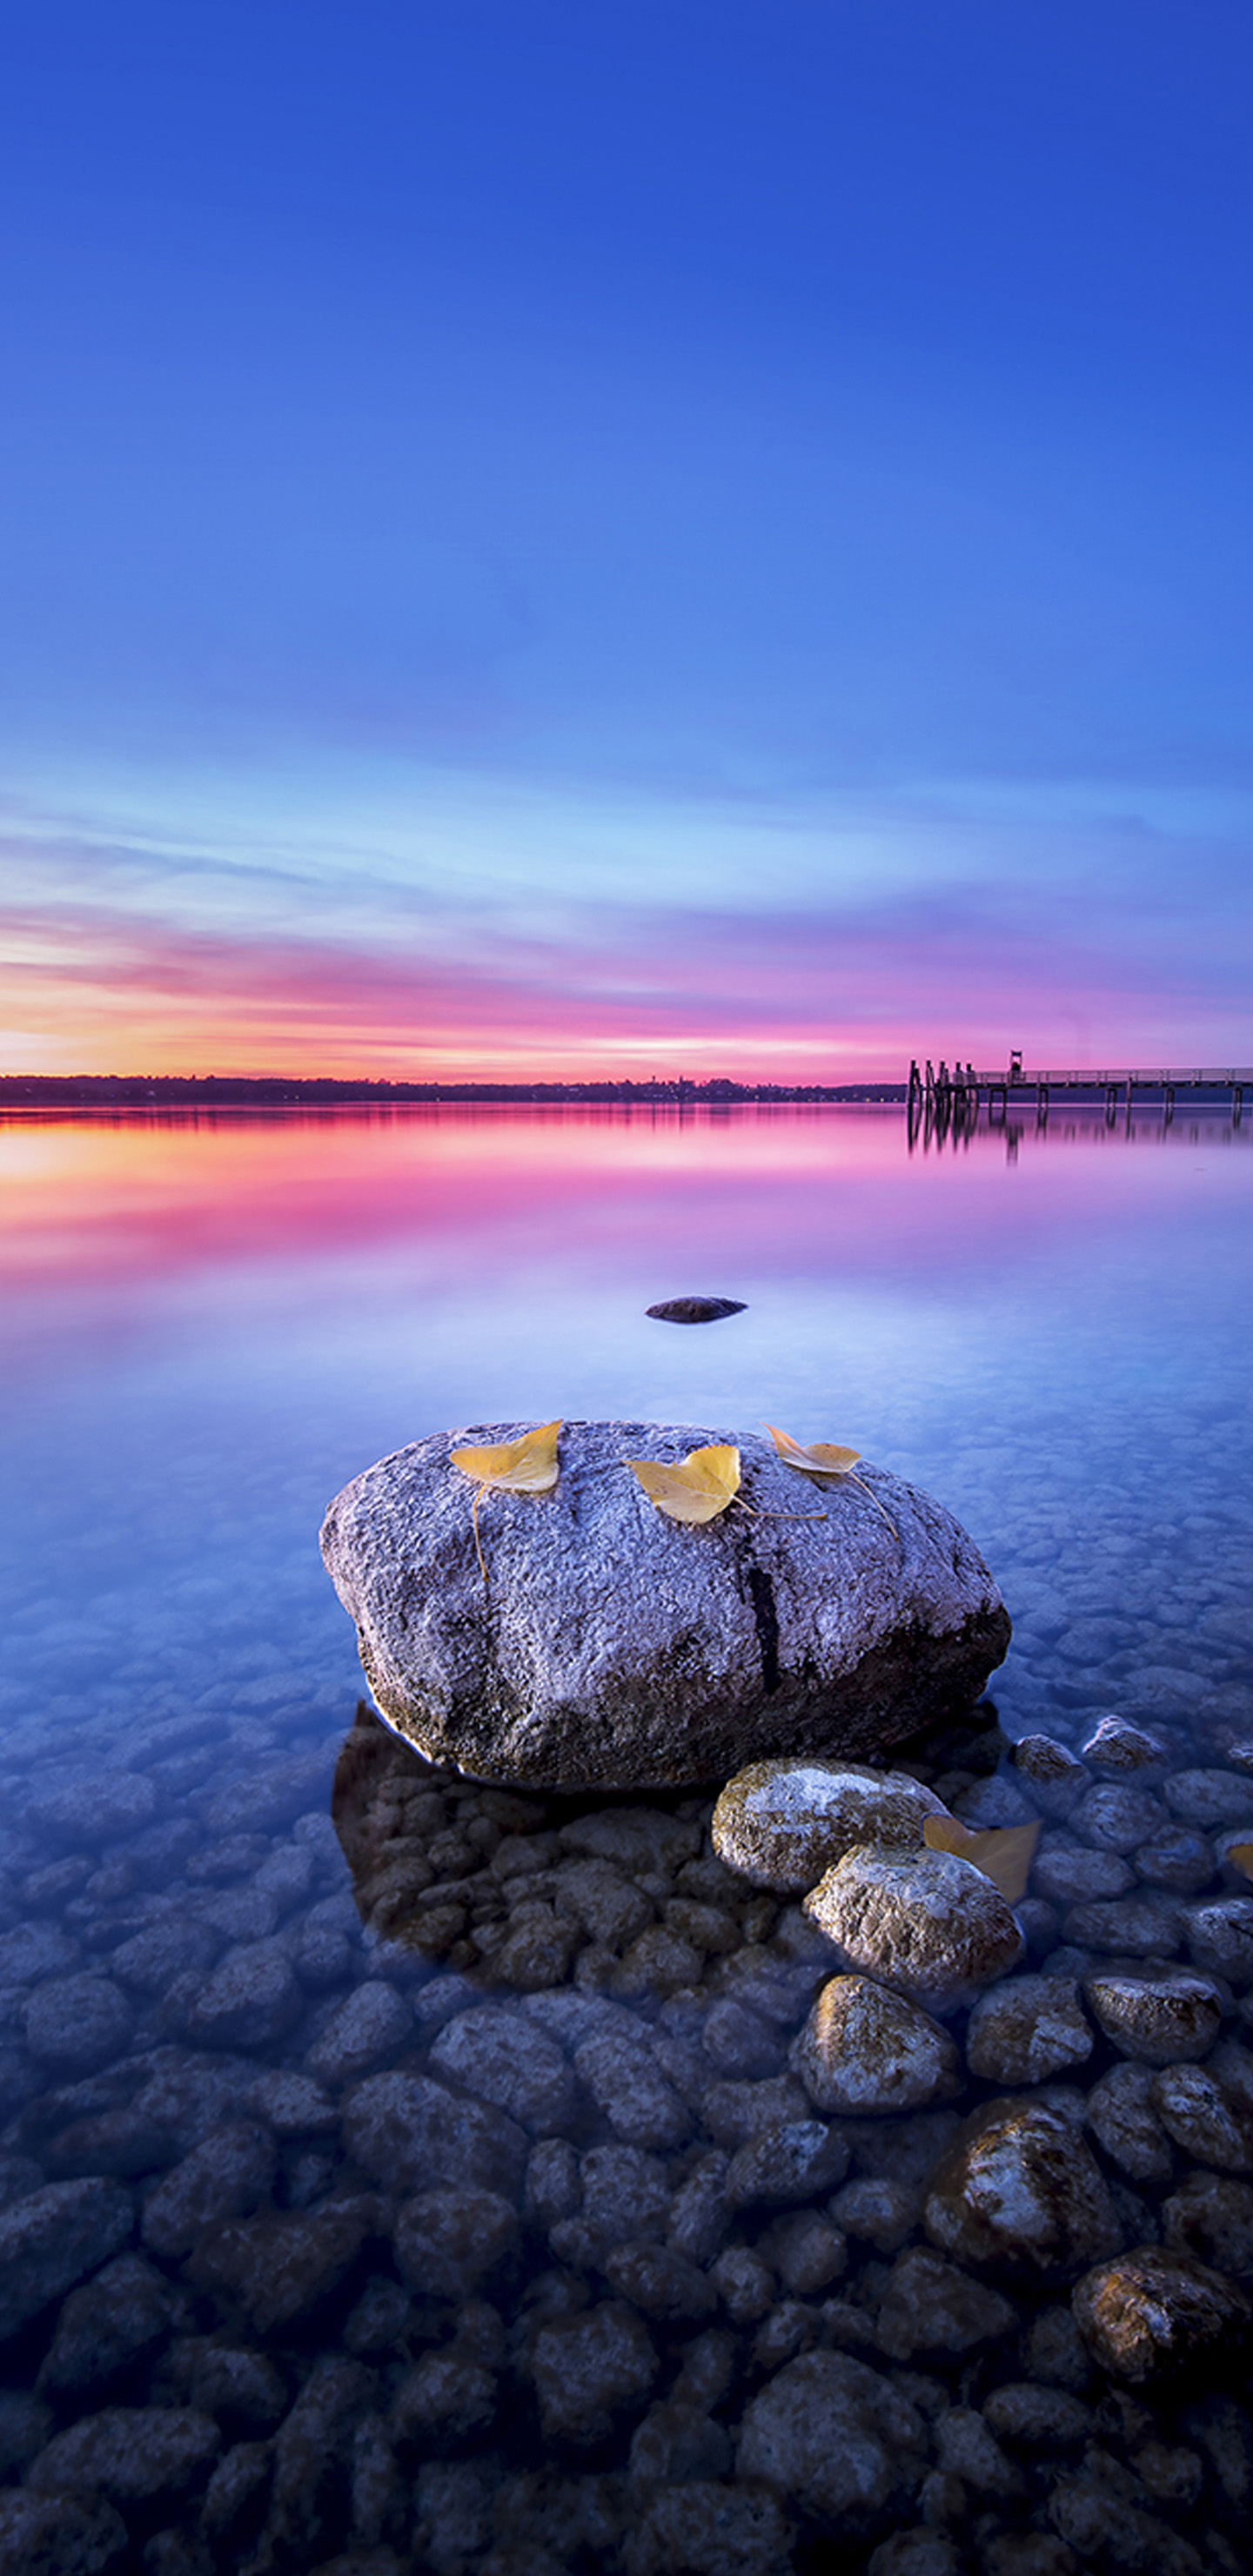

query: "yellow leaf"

left=1228, top=1843, right=1253, bottom=1882
left=767, top=1424, right=861, bottom=1477
left=766, top=1424, right=900, bottom=1541
left=922, top=1815, right=1041, bottom=1904
left=628, top=1444, right=741, bottom=1525
left=449, top=1421, right=561, bottom=1495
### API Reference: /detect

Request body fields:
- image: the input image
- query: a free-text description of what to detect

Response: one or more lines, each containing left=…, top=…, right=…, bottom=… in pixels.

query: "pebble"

left=924, top=2101, right=1122, bottom=2276
left=573, top=2025, right=691, bottom=2150
left=340, top=2070, right=528, bottom=2197
left=737, top=2350, right=928, bottom=2534
left=1084, top=1970, right=1225, bottom=2063
left=0, top=2175, right=133, bottom=2341
left=1162, top=2171, right=1253, bottom=2276
left=27, top=1773, right=161, bottom=1848
left=1072, top=1783, right=1166, bottom=1851
left=1149, top=2065, right=1253, bottom=2171
left=304, top=1980, right=412, bottom=2084
left=723, top=2116, right=849, bottom=2210
left=1084, top=2063, right=1175, bottom=2182
left=0, top=2492, right=129, bottom=2576
left=804, top=1844, right=1023, bottom=2012
left=183, top=1942, right=304, bottom=2050
left=141, top=2120, right=277, bottom=2257
left=1186, top=1897, right=1253, bottom=1981
left=429, top=2003, right=580, bottom=2132
left=624, top=2479, right=789, bottom=2576
left=37, top=2253, right=179, bottom=2397
left=184, top=2200, right=378, bottom=2334
left=393, top=2185, right=519, bottom=2299
left=965, top=1975, right=1094, bottom=2085
left=26, top=2404, right=221, bottom=2503
left=23, top=1974, right=134, bottom=2076
left=528, top=2301, right=659, bottom=2444
left=1081, top=1718, right=1167, bottom=1772
left=791, top=1973, right=959, bottom=2112
left=1072, top=2245, right=1253, bottom=2382
left=712, top=1760, right=948, bottom=1894
left=1031, top=1839, right=1134, bottom=1903
left=1166, top=1770, right=1253, bottom=1827
left=873, top=2246, right=1016, bottom=2360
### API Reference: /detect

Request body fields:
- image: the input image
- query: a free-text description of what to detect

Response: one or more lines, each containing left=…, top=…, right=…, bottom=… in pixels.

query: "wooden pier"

left=907, top=1056, right=1251, bottom=1144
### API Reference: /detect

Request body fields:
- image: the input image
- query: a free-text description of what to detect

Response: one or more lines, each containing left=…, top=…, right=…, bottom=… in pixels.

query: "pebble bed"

left=3, top=1641, right=1253, bottom=2576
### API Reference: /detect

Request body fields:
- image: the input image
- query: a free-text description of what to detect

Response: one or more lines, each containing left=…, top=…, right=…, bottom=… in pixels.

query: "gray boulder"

left=320, top=1420, right=1010, bottom=1787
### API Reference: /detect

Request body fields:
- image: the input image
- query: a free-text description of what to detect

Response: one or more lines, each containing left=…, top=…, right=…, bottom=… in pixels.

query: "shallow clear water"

left=1, top=1104, right=1251, bottom=2576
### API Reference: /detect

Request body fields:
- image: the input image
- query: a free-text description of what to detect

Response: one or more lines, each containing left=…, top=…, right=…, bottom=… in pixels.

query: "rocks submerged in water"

left=712, top=1759, right=948, bottom=1894
left=320, top=1420, right=1010, bottom=1788
left=803, top=1843, right=1023, bottom=2013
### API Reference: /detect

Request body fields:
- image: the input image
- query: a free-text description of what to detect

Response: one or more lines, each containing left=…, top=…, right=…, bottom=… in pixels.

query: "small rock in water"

left=320, top=1419, right=1010, bottom=1786
left=1083, top=1970, right=1225, bottom=2064
left=791, top=1974, right=961, bottom=2113
left=645, top=1296, right=746, bottom=1324
left=925, top=2101, right=1123, bottom=2277
left=712, top=1760, right=949, bottom=1894
left=965, top=1975, right=1095, bottom=2086
left=804, top=1843, right=1022, bottom=2012
left=1081, top=1715, right=1168, bottom=1772
left=1072, top=2245, right=1252, bottom=2383
left=736, top=2350, right=928, bottom=2536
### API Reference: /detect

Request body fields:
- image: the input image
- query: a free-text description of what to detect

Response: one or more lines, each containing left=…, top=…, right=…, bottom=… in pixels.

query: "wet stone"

left=184, top=2201, right=378, bottom=2334
left=23, top=1975, right=134, bottom=2076
left=874, top=2245, right=1016, bottom=2360
left=1166, top=1769, right=1253, bottom=1827
left=38, top=2253, right=180, bottom=2397
left=573, top=2025, right=691, bottom=2150
left=700, top=2074, right=811, bottom=2145
left=1081, top=1717, right=1167, bottom=1771
left=828, top=2176, right=919, bottom=2253
left=1031, top=1839, right=1134, bottom=1904
left=0, top=1922, right=84, bottom=1986
left=198, top=2438, right=273, bottom=2553
left=791, top=1974, right=961, bottom=2113
left=141, top=2121, right=277, bottom=2258
left=1085, top=1970, right=1225, bottom=2063
left=341, top=2071, right=527, bottom=2197
left=666, top=2153, right=732, bottom=2268
left=1073, top=2245, right=1253, bottom=2383
left=1134, top=1824, right=1216, bottom=1894
left=0, top=2390, right=53, bottom=2480
left=724, top=2116, right=849, bottom=2210
left=737, top=2348, right=928, bottom=2535
left=305, top=1982, right=412, bottom=2085
left=245, top=2068, right=337, bottom=2134
left=184, top=1942, right=304, bottom=2051
left=1072, top=1783, right=1165, bottom=1852
left=1085, top=2063, right=1175, bottom=2182
left=0, top=2491, right=129, bottom=2576
left=925, top=2101, right=1122, bottom=2277
left=263, top=2352, right=376, bottom=2567
left=1163, top=2172, right=1253, bottom=2277
left=965, top=1974, right=1094, bottom=2085
left=182, top=2340, right=289, bottom=2432
left=602, top=2239, right=716, bottom=2320
left=528, top=2301, right=659, bottom=2445
left=1062, top=1893, right=1184, bottom=1955
left=27, top=1772, right=161, bottom=1848
left=28, top=2405, right=221, bottom=2504
left=758, top=2205, right=848, bottom=2291
left=111, top=1922, right=222, bottom=1996
left=1011, top=1734, right=1088, bottom=1812
left=983, top=2382, right=1093, bottom=2450
left=429, top=2004, right=580, bottom=2133
left=1186, top=1898, right=1253, bottom=1982
left=1149, top=2064, right=1253, bottom=2170
left=805, top=1843, right=1023, bottom=2012
left=393, top=2185, right=519, bottom=2300
left=712, top=1760, right=948, bottom=1895
left=391, top=2348, right=499, bottom=2446
left=0, top=2176, right=134, bottom=2342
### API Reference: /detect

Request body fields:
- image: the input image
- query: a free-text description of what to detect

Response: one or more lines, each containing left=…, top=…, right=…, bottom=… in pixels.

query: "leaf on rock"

left=1228, top=1842, right=1253, bottom=1882
left=922, top=1814, right=1041, bottom=1903
left=449, top=1421, right=562, bottom=1494
left=627, top=1444, right=741, bottom=1525
left=766, top=1424, right=862, bottom=1478
left=449, top=1419, right=561, bottom=1586
left=766, top=1423, right=900, bottom=1541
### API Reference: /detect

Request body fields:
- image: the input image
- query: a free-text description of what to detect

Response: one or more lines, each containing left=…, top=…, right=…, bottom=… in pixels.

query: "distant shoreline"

left=0, top=1074, right=908, bottom=1109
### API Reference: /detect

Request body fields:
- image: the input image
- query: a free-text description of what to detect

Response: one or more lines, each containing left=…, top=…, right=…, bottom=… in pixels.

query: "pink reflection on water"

left=0, top=1105, right=1246, bottom=1322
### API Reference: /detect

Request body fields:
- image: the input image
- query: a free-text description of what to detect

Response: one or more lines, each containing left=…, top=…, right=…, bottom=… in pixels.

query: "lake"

left=2, top=1103, right=1251, bottom=2574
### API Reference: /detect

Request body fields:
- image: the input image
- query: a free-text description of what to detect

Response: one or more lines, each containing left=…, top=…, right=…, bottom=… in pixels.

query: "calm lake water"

left=1, top=1104, right=1251, bottom=2575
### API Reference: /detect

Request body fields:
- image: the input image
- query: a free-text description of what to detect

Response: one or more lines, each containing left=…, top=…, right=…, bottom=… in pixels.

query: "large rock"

left=320, top=1421, right=1010, bottom=1787
left=1072, top=2246, right=1252, bottom=2384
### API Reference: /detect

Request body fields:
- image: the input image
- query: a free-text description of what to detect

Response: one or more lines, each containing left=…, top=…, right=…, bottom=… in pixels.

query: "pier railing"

left=906, top=1057, right=1250, bottom=1140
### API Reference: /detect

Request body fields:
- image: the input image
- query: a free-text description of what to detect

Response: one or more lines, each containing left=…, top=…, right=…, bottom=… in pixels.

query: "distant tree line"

left=0, top=1074, right=907, bottom=1108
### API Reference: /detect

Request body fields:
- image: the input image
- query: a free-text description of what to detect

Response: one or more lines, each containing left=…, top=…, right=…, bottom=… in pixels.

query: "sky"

left=2, top=0, right=1251, bottom=1079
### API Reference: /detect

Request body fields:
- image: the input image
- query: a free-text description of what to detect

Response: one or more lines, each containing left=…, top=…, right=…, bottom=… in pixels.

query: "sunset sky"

left=3, top=1, right=1251, bottom=1078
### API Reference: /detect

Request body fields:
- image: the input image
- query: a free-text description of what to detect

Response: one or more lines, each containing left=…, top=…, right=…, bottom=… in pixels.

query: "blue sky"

left=2, top=0, right=1251, bottom=1073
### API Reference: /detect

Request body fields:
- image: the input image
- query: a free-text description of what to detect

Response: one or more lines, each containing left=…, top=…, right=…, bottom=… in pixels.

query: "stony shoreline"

left=1, top=1679, right=1253, bottom=2575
